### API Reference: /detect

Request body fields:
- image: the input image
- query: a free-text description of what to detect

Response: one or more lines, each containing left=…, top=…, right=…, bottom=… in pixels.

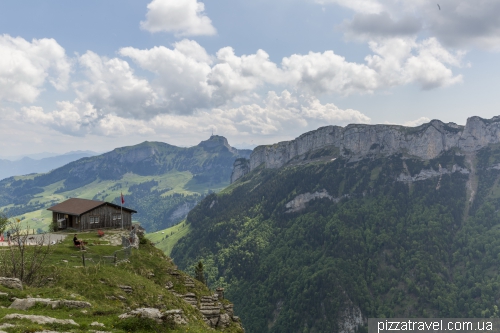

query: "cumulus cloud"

left=282, top=50, right=379, bottom=95
left=209, top=48, right=284, bottom=103
left=141, top=0, right=216, bottom=36
left=74, top=51, right=160, bottom=119
left=21, top=101, right=99, bottom=136
left=403, top=116, right=430, bottom=127
left=365, top=37, right=463, bottom=89
left=0, top=34, right=71, bottom=103
left=20, top=100, right=154, bottom=137
left=116, top=38, right=463, bottom=118
left=22, top=91, right=370, bottom=139
left=205, top=90, right=370, bottom=135
left=120, top=40, right=214, bottom=115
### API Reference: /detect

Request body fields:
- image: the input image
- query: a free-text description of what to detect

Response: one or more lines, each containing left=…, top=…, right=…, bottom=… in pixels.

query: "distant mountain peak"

left=198, top=135, right=237, bottom=154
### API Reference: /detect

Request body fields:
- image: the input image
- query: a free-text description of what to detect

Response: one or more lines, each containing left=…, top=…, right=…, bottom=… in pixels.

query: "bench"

left=97, top=230, right=104, bottom=237
left=74, top=240, right=87, bottom=249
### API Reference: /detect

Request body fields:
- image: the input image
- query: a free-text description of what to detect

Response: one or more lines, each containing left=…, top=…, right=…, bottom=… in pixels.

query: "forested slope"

left=170, top=147, right=500, bottom=333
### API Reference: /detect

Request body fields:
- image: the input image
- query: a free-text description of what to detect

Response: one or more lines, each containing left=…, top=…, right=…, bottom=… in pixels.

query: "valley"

left=0, top=136, right=250, bottom=232
left=6, top=116, right=500, bottom=333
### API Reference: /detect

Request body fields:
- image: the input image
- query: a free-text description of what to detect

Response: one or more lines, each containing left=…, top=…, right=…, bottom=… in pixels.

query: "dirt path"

left=0, top=233, right=67, bottom=247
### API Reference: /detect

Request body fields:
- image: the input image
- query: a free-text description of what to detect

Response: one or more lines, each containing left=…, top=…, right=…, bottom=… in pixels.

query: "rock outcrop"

left=0, top=277, right=23, bottom=290
left=285, top=190, right=341, bottom=213
left=232, top=116, right=500, bottom=182
left=3, top=314, right=79, bottom=326
left=9, top=298, right=91, bottom=310
left=230, top=158, right=250, bottom=183
left=397, top=164, right=469, bottom=183
left=165, top=268, right=241, bottom=329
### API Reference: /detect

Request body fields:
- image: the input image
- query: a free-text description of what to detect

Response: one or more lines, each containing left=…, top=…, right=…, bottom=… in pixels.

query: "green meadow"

left=2, top=171, right=228, bottom=233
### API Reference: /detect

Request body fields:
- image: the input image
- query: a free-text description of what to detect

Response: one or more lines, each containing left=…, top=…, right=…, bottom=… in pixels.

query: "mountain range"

left=0, top=151, right=98, bottom=181
left=0, top=136, right=250, bottom=232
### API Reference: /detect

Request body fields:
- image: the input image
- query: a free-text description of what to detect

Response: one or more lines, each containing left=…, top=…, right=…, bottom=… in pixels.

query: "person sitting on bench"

left=73, top=234, right=85, bottom=249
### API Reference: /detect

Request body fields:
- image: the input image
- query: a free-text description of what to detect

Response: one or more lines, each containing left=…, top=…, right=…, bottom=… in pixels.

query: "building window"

left=90, top=216, right=100, bottom=224
left=113, top=214, right=121, bottom=221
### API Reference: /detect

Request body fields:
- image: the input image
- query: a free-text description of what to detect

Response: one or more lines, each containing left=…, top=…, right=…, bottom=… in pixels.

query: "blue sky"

left=0, top=0, right=499, bottom=156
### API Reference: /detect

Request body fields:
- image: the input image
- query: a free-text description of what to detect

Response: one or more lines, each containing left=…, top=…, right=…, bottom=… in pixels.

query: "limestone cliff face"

left=232, top=116, right=500, bottom=182
left=230, top=158, right=250, bottom=184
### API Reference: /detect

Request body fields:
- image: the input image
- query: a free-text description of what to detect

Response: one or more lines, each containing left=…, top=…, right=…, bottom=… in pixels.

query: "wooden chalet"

left=47, top=198, right=137, bottom=231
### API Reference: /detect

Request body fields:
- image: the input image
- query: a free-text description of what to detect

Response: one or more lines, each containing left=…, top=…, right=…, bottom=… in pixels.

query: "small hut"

left=47, top=198, right=137, bottom=231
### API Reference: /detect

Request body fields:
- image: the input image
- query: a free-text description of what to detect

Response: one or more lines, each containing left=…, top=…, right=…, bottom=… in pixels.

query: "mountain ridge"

left=0, top=136, right=251, bottom=232
left=0, top=151, right=98, bottom=181
left=232, top=116, right=500, bottom=182
left=166, top=114, right=500, bottom=333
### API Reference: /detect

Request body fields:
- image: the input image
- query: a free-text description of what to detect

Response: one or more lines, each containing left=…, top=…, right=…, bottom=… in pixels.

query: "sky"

left=0, top=0, right=499, bottom=157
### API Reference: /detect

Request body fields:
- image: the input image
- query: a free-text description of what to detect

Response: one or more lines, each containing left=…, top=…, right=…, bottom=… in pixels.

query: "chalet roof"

left=47, top=198, right=137, bottom=216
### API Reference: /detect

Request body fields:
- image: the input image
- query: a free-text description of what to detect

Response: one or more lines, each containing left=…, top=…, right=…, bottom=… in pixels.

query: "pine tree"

left=195, top=261, right=206, bottom=285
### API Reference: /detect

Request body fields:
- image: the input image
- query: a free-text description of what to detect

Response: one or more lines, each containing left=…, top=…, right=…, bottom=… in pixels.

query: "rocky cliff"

left=231, top=116, right=500, bottom=182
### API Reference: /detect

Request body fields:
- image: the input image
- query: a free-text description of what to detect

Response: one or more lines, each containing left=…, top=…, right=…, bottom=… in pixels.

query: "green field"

left=146, top=220, right=191, bottom=256
left=2, top=170, right=228, bottom=233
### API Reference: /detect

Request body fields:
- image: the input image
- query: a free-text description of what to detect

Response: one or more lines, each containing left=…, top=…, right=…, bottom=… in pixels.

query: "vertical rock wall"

left=230, top=116, right=500, bottom=183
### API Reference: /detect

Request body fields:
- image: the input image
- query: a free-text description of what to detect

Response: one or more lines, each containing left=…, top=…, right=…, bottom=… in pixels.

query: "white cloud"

left=282, top=50, right=379, bottom=95
left=316, top=0, right=383, bottom=14
left=20, top=100, right=154, bottom=137
left=120, top=40, right=214, bottom=115
left=21, top=91, right=370, bottom=140
left=209, top=47, right=284, bottom=103
left=74, top=51, right=159, bottom=119
left=0, top=34, right=71, bottom=103
left=147, top=90, right=369, bottom=140
left=141, top=0, right=216, bottom=36
left=117, top=38, right=462, bottom=119
left=365, top=37, right=463, bottom=90
left=403, top=116, right=430, bottom=127
left=21, top=101, right=98, bottom=136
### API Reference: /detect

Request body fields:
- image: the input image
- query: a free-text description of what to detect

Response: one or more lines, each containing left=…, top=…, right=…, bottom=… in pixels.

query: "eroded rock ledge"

left=397, top=164, right=470, bottom=183
left=285, top=190, right=345, bottom=213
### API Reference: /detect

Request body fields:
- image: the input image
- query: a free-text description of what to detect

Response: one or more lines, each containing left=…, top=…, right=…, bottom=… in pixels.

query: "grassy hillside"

left=147, top=220, right=191, bottom=256
left=0, top=136, right=251, bottom=232
left=166, top=148, right=500, bottom=333
left=0, top=231, right=244, bottom=333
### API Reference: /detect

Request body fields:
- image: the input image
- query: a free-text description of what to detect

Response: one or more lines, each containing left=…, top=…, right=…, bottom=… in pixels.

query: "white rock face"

left=339, top=305, right=364, bottom=333
left=9, top=298, right=92, bottom=311
left=231, top=158, right=250, bottom=184
left=243, top=116, right=500, bottom=176
left=119, top=307, right=187, bottom=325
left=91, top=321, right=105, bottom=327
left=0, top=277, right=23, bottom=290
left=3, top=314, right=79, bottom=326
left=119, top=308, right=164, bottom=323
left=285, top=190, right=341, bottom=213
left=397, top=164, right=469, bottom=183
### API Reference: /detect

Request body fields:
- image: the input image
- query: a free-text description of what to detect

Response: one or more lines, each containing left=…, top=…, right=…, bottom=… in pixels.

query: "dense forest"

left=171, top=147, right=500, bottom=333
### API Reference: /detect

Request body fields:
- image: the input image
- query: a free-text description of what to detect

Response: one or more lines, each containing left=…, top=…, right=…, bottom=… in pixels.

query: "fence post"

left=114, top=253, right=117, bottom=264
left=82, top=252, right=85, bottom=267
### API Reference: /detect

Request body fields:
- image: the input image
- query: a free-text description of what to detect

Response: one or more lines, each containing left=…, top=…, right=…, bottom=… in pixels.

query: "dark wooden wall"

left=79, top=204, right=133, bottom=230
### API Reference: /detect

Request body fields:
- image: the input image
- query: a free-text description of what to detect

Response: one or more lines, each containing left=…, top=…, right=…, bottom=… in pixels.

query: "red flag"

left=121, top=192, right=125, bottom=204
